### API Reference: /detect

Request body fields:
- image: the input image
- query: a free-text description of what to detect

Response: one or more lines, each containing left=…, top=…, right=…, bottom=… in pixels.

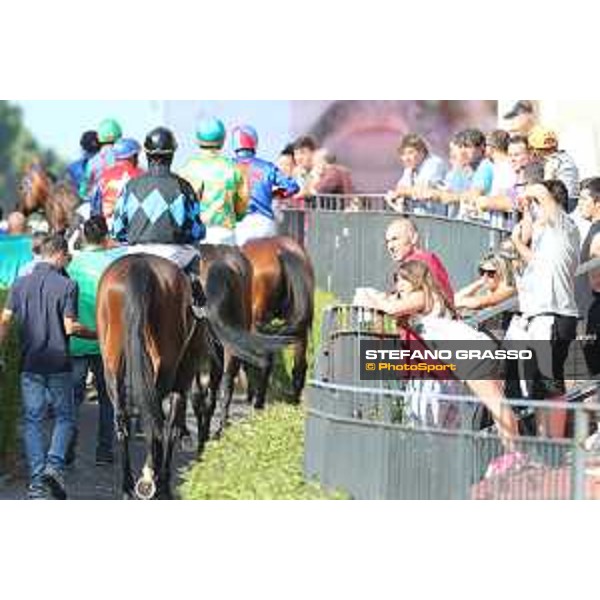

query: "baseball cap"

left=528, top=126, right=559, bottom=150
left=503, top=100, right=535, bottom=120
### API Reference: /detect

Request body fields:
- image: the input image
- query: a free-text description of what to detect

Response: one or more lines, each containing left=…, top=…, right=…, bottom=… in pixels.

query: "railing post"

left=572, top=407, right=587, bottom=500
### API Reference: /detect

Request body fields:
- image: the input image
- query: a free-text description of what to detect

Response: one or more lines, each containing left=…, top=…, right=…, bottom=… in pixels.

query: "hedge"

left=180, top=403, right=347, bottom=500
left=0, top=287, right=20, bottom=470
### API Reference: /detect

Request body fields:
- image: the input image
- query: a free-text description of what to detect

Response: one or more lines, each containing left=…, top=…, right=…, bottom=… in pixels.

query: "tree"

left=0, top=101, right=65, bottom=213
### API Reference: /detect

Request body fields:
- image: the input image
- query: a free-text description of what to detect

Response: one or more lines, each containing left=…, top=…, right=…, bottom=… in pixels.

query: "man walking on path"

left=0, top=235, right=96, bottom=499
left=67, top=217, right=123, bottom=467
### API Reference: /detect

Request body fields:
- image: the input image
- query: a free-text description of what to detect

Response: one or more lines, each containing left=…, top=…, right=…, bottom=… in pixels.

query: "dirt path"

left=0, top=395, right=251, bottom=500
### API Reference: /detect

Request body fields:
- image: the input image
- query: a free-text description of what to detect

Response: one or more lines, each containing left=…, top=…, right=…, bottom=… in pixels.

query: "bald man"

left=385, top=218, right=454, bottom=303
left=7, top=212, right=26, bottom=235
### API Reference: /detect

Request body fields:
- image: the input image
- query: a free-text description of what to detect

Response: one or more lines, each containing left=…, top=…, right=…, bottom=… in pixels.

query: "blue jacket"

left=234, top=152, right=299, bottom=220
left=65, top=157, right=89, bottom=197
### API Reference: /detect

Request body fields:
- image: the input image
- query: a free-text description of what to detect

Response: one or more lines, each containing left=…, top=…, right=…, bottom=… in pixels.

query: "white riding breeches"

left=201, top=226, right=236, bottom=246
left=235, top=213, right=277, bottom=246
left=126, top=244, right=200, bottom=270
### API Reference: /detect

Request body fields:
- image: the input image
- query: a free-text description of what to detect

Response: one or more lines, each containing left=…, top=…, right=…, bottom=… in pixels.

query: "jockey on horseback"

left=179, top=117, right=247, bottom=245
left=95, top=138, right=144, bottom=225
left=65, top=130, right=100, bottom=197
left=111, top=127, right=207, bottom=314
left=232, top=124, right=300, bottom=246
left=80, top=118, right=123, bottom=206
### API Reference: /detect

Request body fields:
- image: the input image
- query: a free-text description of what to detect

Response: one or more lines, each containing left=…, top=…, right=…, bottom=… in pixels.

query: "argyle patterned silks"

left=111, top=165, right=205, bottom=245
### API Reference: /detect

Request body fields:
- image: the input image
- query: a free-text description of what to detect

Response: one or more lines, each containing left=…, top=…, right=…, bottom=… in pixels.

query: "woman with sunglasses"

left=455, top=253, right=516, bottom=312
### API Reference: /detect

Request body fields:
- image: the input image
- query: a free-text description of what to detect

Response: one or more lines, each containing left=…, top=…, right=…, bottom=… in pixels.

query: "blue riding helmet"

left=114, top=138, right=141, bottom=160
left=196, top=117, right=226, bottom=147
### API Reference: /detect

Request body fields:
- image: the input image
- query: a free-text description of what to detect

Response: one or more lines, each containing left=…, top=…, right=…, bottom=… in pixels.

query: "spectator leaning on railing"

left=292, top=135, right=319, bottom=197
left=307, top=148, right=354, bottom=195
left=356, top=217, right=454, bottom=324
left=511, top=180, right=580, bottom=439
left=385, top=134, right=447, bottom=215
left=424, top=129, right=493, bottom=220
left=474, top=130, right=515, bottom=228
left=451, top=128, right=494, bottom=219
left=455, top=252, right=516, bottom=313
left=435, top=134, right=473, bottom=212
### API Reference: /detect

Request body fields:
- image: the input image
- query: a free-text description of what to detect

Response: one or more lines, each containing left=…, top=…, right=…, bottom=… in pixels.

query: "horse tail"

left=275, top=249, right=314, bottom=338
left=204, top=259, right=293, bottom=368
left=123, top=259, right=162, bottom=433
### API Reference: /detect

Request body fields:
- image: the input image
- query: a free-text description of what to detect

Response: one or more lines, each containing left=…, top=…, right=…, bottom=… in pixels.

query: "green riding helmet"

left=196, top=117, right=226, bottom=148
left=97, top=118, right=123, bottom=144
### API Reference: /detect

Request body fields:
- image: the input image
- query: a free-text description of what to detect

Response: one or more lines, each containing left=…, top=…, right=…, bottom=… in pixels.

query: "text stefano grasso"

left=364, top=349, right=533, bottom=361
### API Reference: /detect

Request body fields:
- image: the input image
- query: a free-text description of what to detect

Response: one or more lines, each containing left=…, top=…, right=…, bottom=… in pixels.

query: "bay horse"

left=241, top=236, right=315, bottom=409
left=19, top=160, right=78, bottom=234
left=97, top=252, right=289, bottom=498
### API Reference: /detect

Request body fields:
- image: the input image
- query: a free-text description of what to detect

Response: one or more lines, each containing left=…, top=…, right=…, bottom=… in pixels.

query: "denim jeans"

left=21, top=371, right=75, bottom=484
left=72, top=355, right=115, bottom=457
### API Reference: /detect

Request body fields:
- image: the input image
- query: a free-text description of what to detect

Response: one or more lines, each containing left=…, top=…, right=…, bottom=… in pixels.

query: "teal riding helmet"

left=97, top=118, right=123, bottom=144
left=196, top=117, right=226, bottom=148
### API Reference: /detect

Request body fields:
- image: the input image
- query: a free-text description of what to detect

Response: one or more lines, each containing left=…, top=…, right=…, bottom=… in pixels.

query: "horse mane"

left=19, top=159, right=51, bottom=215
left=19, top=160, right=78, bottom=233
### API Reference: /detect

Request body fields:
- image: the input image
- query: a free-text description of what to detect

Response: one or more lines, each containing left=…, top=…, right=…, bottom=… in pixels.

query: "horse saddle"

left=126, top=244, right=200, bottom=271
left=127, top=244, right=206, bottom=319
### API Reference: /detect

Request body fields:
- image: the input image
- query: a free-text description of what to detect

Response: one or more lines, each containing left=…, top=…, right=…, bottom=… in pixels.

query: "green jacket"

left=179, top=149, right=247, bottom=229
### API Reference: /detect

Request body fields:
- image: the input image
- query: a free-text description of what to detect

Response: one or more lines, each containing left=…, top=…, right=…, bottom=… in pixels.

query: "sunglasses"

left=479, top=269, right=497, bottom=278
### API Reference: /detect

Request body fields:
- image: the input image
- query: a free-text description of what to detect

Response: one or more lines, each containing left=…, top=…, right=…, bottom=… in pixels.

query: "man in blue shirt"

left=232, top=124, right=300, bottom=246
left=0, top=235, right=96, bottom=499
left=449, top=128, right=494, bottom=221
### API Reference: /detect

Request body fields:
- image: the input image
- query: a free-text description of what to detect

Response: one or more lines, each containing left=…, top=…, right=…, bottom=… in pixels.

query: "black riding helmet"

left=80, top=130, right=100, bottom=155
left=144, top=127, right=178, bottom=156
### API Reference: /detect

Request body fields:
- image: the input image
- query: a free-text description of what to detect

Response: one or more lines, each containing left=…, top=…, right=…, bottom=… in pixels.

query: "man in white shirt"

left=511, top=180, right=580, bottom=438
left=386, top=134, right=447, bottom=216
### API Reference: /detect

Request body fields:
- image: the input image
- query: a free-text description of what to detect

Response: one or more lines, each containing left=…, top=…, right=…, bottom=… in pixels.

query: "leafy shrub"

left=180, top=403, right=347, bottom=500
left=0, top=287, right=21, bottom=469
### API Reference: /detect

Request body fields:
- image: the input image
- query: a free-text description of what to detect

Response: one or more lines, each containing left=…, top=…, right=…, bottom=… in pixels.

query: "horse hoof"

left=134, top=478, right=156, bottom=500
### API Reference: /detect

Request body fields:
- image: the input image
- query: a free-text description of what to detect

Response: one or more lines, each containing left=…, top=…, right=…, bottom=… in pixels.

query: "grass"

left=180, top=403, right=347, bottom=500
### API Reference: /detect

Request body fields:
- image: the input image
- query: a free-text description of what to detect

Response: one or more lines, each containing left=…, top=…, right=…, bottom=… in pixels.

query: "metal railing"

left=279, top=194, right=510, bottom=302
left=305, top=303, right=600, bottom=499
left=305, top=380, right=600, bottom=500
